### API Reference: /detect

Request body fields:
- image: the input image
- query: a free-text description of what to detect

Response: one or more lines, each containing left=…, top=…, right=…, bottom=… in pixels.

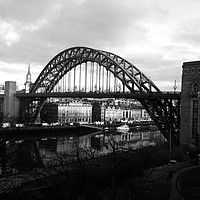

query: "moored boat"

left=117, top=124, right=130, bottom=132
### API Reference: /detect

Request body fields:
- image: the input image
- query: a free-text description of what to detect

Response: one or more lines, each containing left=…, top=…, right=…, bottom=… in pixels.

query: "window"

left=194, top=83, right=199, bottom=92
left=192, top=100, right=198, bottom=138
left=191, top=68, right=196, bottom=73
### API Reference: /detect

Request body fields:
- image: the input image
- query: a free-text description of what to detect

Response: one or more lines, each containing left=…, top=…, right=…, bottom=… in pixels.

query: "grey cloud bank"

left=0, top=0, right=200, bottom=90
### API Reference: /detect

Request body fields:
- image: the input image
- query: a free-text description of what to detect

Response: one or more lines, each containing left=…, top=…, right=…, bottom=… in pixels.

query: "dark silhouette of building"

left=92, top=102, right=101, bottom=122
left=40, top=103, right=58, bottom=123
left=0, top=96, right=3, bottom=123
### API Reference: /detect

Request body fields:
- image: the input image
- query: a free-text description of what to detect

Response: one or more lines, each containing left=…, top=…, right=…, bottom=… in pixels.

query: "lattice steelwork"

left=20, top=46, right=180, bottom=145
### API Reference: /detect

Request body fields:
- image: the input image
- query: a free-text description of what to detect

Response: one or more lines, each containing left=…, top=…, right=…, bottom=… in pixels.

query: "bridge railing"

left=161, top=91, right=181, bottom=94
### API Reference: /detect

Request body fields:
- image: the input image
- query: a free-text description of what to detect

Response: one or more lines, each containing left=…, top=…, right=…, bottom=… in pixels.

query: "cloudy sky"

left=0, top=0, right=200, bottom=91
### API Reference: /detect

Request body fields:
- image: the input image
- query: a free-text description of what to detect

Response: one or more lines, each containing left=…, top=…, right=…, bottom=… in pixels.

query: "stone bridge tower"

left=3, top=81, right=20, bottom=122
left=180, top=61, right=200, bottom=149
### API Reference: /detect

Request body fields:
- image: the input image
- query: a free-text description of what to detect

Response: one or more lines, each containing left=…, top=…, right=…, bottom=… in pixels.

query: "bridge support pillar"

left=3, top=81, right=20, bottom=123
left=180, top=61, right=200, bottom=151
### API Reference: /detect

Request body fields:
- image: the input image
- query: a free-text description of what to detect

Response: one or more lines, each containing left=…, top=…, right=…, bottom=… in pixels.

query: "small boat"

left=104, top=127, right=109, bottom=132
left=117, top=124, right=130, bottom=132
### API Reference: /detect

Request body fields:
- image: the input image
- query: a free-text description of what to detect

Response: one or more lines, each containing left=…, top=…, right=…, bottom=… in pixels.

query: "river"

left=0, top=126, right=165, bottom=176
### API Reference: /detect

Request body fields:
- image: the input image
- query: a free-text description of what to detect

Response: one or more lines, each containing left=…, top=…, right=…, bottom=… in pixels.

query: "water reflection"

left=0, top=129, right=165, bottom=175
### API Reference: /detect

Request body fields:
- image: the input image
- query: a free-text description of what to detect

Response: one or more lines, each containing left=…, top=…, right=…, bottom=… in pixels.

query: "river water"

left=0, top=127, right=165, bottom=175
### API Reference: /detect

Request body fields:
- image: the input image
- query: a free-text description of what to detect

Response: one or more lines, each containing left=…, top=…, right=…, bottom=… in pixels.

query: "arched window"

left=193, top=83, right=199, bottom=92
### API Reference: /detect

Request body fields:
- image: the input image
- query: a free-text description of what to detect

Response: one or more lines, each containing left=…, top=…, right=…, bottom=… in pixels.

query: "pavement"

left=168, top=159, right=200, bottom=200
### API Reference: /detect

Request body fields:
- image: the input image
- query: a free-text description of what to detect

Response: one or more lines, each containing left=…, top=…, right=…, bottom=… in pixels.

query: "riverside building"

left=58, top=100, right=92, bottom=124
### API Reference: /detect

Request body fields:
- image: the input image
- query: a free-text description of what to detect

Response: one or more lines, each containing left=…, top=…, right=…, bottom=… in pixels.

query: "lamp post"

left=169, top=127, right=172, bottom=161
left=173, top=80, right=177, bottom=93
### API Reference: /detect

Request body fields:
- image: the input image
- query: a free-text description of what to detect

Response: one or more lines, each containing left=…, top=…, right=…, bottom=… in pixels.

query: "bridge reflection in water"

left=0, top=128, right=166, bottom=175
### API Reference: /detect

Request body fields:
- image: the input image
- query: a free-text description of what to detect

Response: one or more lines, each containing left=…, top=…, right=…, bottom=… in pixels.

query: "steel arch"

left=21, top=46, right=180, bottom=145
left=31, top=46, right=160, bottom=93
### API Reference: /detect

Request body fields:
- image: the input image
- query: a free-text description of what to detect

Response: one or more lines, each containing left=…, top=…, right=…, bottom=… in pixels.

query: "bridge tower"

left=180, top=61, right=200, bottom=148
left=3, top=81, right=20, bottom=122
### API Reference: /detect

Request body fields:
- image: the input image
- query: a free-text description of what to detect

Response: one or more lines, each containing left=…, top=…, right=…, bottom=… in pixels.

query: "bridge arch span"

left=32, top=46, right=160, bottom=94
left=21, top=46, right=180, bottom=145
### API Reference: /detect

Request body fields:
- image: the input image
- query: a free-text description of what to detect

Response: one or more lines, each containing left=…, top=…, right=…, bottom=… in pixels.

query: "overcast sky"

left=1, top=0, right=200, bottom=91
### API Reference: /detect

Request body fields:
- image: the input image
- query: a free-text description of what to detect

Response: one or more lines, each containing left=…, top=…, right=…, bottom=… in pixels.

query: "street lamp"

left=169, top=126, right=172, bottom=161
left=173, top=80, right=177, bottom=93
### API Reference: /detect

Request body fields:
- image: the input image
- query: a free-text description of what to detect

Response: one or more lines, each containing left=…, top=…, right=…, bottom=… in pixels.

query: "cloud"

left=0, top=21, right=21, bottom=46
left=0, top=0, right=56, bottom=23
left=44, top=0, right=165, bottom=48
left=174, top=19, right=200, bottom=49
left=0, top=0, right=165, bottom=64
left=0, top=0, right=200, bottom=91
left=0, top=61, right=43, bottom=90
left=123, top=52, right=182, bottom=90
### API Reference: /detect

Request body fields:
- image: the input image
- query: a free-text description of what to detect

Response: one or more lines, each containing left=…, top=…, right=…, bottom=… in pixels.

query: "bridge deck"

left=15, top=91, right=181, bottom=99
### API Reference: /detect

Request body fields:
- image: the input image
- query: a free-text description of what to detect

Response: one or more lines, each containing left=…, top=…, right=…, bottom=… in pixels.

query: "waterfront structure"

left=101, top=103, right=150, bottom=122
left=121, top=104, right=145, bottom=121
left=102, top=105, right=122, bottom=122
left=58, top=100, right=92, bottom=124
left=45, top=98, right=149, bottom=124
left=180, top=61, right=200, bottom=148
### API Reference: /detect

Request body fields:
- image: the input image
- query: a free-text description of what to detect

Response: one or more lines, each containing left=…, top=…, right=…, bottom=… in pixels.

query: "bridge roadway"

left=15, top=91, right=181, bottom=99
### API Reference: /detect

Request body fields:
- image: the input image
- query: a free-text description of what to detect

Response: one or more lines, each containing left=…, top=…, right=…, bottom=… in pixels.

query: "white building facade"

left=58, top=101, right=92, bottom=124
left=101, top=104, right=151, bottom=122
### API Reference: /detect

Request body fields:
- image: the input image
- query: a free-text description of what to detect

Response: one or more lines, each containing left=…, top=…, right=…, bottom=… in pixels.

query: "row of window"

left=183, top=67, right=200, bottom=74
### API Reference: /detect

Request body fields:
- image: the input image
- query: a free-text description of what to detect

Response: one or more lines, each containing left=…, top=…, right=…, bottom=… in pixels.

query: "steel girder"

left=21, top=46, right=180, bottom=145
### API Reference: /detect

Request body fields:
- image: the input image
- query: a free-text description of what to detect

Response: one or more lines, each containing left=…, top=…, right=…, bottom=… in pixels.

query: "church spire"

left=26, top=63, right=31, bottom=82
left=25, top=63, right=32, bottom=93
